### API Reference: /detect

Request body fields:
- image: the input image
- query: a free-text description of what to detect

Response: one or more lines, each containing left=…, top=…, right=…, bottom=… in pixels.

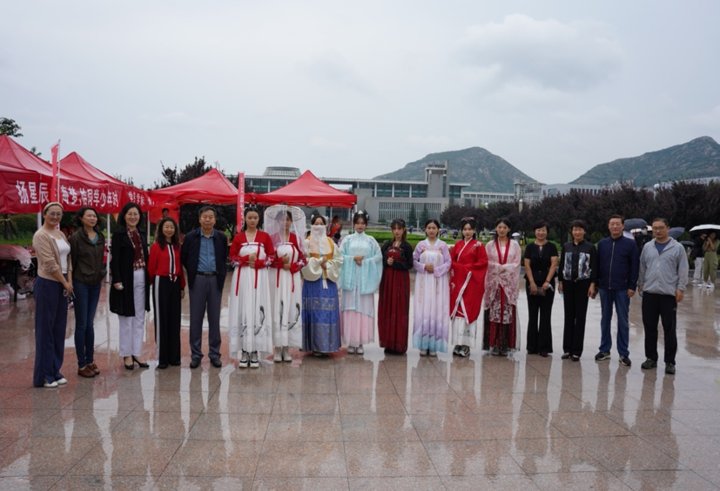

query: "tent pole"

left=106, top=213, right=111, bottom=283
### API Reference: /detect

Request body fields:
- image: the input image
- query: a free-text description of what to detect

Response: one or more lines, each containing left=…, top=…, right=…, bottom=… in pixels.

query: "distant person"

left=558, top=220, right=597, bottom=361
left=33, top=202, right=73, bottom=388
left=181, top=206, right=228, bottom=369
left=68, top=207, right=105, bottom=378
left=691, top=233, right=706, bottom=285
left=339, top=210, right=382, bottom=355
left=148, top=217, right=185, bottom=369
left=702, top=231, right=718, bottom=289
left=110, top=202, right=150, bottom=370
left=594, top=215, right=639, bottom=367
left=638, top=218, right=688, bottom=375
left=523, top=220, right=558, bottom=357
left=161, top=208, right=170, bottom=218
left=328, top=215, right=343, bottom=244
left=449, top=217, right=487, bottom=357
left=378, top=218, right=413, bottom=354
left=483, top=217, right=521, bottom=356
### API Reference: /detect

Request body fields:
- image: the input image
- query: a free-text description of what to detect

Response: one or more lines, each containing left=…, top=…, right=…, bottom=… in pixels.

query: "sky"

left=2, top=0, right=719, bottom=188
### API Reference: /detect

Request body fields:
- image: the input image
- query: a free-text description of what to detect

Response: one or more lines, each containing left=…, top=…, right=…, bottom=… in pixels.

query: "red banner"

left=237, top=172, right=245, bottom=230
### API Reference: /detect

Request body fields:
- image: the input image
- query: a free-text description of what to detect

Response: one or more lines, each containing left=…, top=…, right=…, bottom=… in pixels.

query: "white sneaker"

left=56, top=377, right=68, bottom=386
left=249, top=351, right=260, bottom=369
left=282, top=347, right=292, bottom=362
left=419, top=349, right=428, bottom=356
left=347, top=346, right=356, bottom=354
left=356, top=345, right=364, bottom=355
left=43, top=381, right=58, bottom=388
left=273, top=348, right=282, bottom=363
left=429, top=351, right=437, bottom=357
left=239, top=351, right=250, bottom=368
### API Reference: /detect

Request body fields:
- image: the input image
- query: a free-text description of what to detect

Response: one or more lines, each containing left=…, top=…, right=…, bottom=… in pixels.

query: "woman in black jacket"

left=69, top=207, right=106, bottom=378
left=110, top=202, right=150, bottom=370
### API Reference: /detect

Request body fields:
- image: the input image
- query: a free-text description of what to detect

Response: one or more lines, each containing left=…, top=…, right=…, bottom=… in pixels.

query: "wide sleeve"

left=413, top=241, right=426, bottom=273
left=433, top=242, right=452, bottom=277
left=325, top=240, right=343, bottom=283
left=398, top=242, right=414, bottom=271
left=359, top=236, right=382, bottom=294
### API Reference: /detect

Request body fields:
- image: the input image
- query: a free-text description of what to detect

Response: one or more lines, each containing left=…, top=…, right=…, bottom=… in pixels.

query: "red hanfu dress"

left=482, top=238, right=522, bottom=353
left=449, top=238, right=488, bottom=349
left=378, top=240, right=414, bottom=353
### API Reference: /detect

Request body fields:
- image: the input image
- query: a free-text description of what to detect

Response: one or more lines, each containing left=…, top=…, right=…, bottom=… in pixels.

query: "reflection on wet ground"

left=0, top=278, right=718, bottom=490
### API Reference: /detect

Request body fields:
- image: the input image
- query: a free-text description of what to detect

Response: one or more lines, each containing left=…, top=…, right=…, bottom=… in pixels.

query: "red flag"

left=237, top=172, right=245, bottom=230
left=49, top=141, right=60, bottom=202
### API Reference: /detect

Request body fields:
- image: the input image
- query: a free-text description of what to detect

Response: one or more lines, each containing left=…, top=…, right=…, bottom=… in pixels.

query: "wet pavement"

left=0, top=277, right=719, bottom=490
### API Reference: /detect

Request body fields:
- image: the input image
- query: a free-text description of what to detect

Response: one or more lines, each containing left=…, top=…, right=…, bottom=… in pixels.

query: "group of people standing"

left=32, top=199, right=699, bottom=389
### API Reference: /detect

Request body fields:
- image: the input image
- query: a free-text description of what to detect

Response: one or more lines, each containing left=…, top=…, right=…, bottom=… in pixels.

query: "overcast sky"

left=2, top=0, right=719, bottom=188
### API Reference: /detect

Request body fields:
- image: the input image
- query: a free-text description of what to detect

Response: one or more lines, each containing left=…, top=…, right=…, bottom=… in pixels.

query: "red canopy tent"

left=249, top=170, right=356, bottom=207
left=57, top=152, right=153, bottom=213
left=0, top=135, right=103, bottom=213
left=148, top=168, right=238, bottom=221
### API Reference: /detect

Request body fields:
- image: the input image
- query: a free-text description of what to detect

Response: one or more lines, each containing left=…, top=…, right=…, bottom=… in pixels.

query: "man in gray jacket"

left=637, top=218, right=689, bottom=375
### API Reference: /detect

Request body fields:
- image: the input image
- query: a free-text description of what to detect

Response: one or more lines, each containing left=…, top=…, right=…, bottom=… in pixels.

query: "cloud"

left=458, top=14, right=624, bottom=92
left=299, top=52, right=375, bottom=95
left=309, top=136, right=346, bottom=150
left=139, top=111, right=218, bottom=128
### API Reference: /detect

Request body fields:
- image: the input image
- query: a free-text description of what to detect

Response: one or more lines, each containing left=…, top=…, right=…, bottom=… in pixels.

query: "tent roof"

left=149, top=168, right=238, bottom=206
left=0, top=135, right=53, bottom=177
left=58, top=151, right=128, bottom=187
left=250, top=170, right=356, bottom=207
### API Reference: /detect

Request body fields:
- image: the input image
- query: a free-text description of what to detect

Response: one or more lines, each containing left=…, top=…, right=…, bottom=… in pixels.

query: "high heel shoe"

left=132, top=356, right=149, bottom=368
left=124, top=356, right=134, bottom=370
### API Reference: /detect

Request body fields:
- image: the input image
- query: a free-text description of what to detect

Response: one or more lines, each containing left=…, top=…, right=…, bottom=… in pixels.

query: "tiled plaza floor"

left=0, top=277, right=718, bottom=490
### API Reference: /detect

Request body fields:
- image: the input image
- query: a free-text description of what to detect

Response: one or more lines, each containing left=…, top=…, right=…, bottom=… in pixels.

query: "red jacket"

left=148, top=242, right=186, bottom=289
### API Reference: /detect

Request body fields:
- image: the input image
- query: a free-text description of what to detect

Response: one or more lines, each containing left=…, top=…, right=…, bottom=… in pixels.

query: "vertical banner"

left=49, top=140, right=60, bottom=202
left=237, top=172, right=245, bottom=230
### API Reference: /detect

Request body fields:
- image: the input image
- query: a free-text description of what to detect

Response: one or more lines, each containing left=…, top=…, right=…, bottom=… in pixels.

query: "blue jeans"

left=33, top=277, right=68, bottom=387
left=599, top=288, right=630, bottom=357
left=73, top=281, right=101, bottom=368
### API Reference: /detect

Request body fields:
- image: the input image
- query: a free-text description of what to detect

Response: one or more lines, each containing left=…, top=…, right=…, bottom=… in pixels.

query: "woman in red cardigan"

left=148, top=218, right=186, bottom=369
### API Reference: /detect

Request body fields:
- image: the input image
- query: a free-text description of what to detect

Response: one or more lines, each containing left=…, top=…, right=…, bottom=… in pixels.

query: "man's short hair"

left=570, top=219, right=587, bottom=231
left=198, top=206, right=217, bottom=218
left=608, top=214, right=624, bottom=223
left=651, top=217, right=669, bottom=227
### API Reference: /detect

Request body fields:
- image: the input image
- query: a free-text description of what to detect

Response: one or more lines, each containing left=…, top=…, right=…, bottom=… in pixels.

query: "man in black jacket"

left=181, top=206, right=228, bottom=368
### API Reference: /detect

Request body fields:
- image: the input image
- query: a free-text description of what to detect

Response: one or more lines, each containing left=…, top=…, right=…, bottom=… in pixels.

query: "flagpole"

left=237, top=172, right=245, bottom=231
left=49, top=140, right=60, bottom=202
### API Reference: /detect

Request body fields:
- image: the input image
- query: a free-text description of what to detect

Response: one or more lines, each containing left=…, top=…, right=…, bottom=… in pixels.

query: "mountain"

left=375, top=147, right=538, bottom=193
left=572, top=136, right=720, bottom=187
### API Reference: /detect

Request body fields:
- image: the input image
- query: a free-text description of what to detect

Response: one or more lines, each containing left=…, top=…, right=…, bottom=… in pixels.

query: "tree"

left=408, top=204, right=417, bottom=228
left=420, top=204, right=429, bottom=226
left=0, top=117, right=23, bottom=137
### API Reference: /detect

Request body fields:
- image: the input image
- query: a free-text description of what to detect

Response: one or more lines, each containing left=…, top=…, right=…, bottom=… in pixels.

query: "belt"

left=196, top=271, right=217, bottom=276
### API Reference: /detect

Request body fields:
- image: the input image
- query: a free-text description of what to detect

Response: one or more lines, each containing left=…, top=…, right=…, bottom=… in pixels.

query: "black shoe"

left=210, top=358, right=222, bottom=368
left=561, top=353, right=571, bottom=359
left=169, top=361, right=181, bottom=366
left=157, top=363, right=168, bottom=369
left=539, top=352, right=549, bottom=358
left=594, top=351, right=611, bottom=361
left=619, top=356, right=632, bottom=367
left=132, top=356, right=149, bottom=369
left=641, top=359, right=657, bottom=370
left=190, top=358, right=201, bottom=369
left=571, top=354, right=580, bottom=362
left=665, top=363, right=676, bottom=375
left=123, top=356, right=134, bottom=370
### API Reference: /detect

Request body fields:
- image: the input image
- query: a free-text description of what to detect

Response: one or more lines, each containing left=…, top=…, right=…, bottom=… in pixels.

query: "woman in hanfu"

left=412, top=219, right=452, bottom=356
left=339, top=210, right=382, bottom=355
left=228, top=206, right=275, bottom=368
left=378, top=218, right=414, bottom=354
left=265, top=205, right=306, bottom=363
left=301, top=214, right=343, bottom=356
left=449, top=217, right=488, bottom=357
left=482, top=217, right=522, bottom=356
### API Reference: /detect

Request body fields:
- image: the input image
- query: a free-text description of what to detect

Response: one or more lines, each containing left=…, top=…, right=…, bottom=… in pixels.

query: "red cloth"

left=377, top=241, right=413, bottom=353
left=230, top=230, right=275, bottom=294
left=449, top=239, right=488, bottom=324
left=148, top=242, right=186, bottom=289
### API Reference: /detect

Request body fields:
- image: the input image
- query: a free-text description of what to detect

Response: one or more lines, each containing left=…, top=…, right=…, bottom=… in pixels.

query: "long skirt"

left=302, top=278, right=341, bottom=353
left=450, top=316, right=478, bottom=348
left=271, top=268, right=303, bottom=348
left=377, top=268, right=410, bottom=353
left=153, top=276, right=182, bottom=365
left=341, top=290, right=375, bottom=347
left=412, top=272, right=450, bottom=353
left=482, top=288, right=519, bottom=352
left=228, top=266, right=273, bottom=357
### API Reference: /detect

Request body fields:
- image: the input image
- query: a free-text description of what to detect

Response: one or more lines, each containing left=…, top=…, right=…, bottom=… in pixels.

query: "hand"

left=354, top=255, right=364, bottom=266
left=529, top=282, right=538, bottom=295
left=387, top=257, right=394, bottom=266
left=627, top=289, right=635, bottom=298
left=283, top=263, right=291, bottom=270
left=64, top=281, right=74, bottom=296
left=675, top=290, right=684, bottom=303
left=113, top=282, right=124, bottom=290
left=588, top=284, right=597, bottom=298
left=425, top=263, right=434, bottom=273
left=557, top=282, right=563, bottom=294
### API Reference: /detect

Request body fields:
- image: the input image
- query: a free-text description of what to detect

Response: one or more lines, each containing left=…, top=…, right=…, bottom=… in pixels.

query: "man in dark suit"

left=181, top=206, right=228, bottom=368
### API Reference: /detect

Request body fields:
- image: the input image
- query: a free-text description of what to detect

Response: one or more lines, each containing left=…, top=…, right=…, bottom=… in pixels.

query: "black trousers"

left=641, top=292, right=677, bottom=365
left=562, top=279, right=591, bottom=356
left=153, top=276, right=182, bottom=365
left=526, top=287, right=555, bottom=353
